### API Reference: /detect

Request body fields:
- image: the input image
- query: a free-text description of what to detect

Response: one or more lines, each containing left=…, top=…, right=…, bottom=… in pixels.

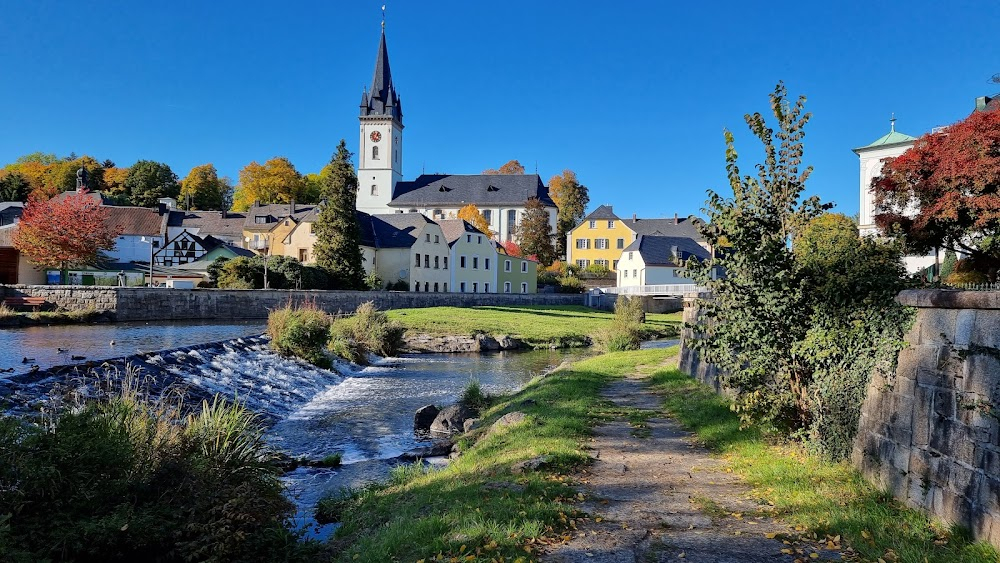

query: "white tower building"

left=356, top=25, right=404, bottom=215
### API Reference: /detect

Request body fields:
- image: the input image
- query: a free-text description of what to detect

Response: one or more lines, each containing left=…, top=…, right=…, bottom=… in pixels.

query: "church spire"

left=360, top=23, right=402, bottom=124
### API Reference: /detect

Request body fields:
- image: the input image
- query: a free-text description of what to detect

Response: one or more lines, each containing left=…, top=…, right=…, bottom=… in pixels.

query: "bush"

left=460, top=379, right=490, bottom=411
left=555, top=275, right=584, bottom=293
left=0, top=370, right=314, bottom=563
left=363, top=271, right=383, bottom=291
left=946, top=259, right=988, bottom=285
left=583, top=263, right=610, bottom=276
left=328, top=301, right=406, bottom=364
left=267, top=302, right=332, bottom=367
left=217, top=255, right=331, bottom=290
left=593, top=295, right=643, bottom=352
left=385, top=279, right=409, bottom=291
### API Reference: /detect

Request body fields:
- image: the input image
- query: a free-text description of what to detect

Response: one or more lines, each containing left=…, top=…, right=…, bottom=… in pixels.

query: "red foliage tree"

left=873, top=107, right=1000, bottom=276
left=500, top=240, right=522, bottom=257
left=13, top=191, right=122, bottom=272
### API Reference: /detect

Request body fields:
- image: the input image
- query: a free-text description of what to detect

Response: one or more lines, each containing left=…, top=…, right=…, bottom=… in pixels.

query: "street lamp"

left=141, top=236, right=159, bottom=286
left=245, top=234, right=271, bottom=289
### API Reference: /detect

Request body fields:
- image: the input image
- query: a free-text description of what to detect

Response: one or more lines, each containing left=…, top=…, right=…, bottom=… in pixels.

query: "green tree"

left=125, top=160, right=180, bottom=207
left=180, top=163, right=225, bottom=210
left=548, top=170, right=589, bottom=257
left=313, top=140, right=365, bottom=289
left=0, top=170, right=31, bottom=202
left=517, top=197, right=556, bottom=266
left=231, top=157, right=306, bottom=211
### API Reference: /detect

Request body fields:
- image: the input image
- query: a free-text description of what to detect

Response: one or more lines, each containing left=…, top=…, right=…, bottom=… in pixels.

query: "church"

left=353, top=25, right=558, bottom=243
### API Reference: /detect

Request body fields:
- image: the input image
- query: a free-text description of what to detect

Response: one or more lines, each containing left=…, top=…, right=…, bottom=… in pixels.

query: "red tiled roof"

left=105, top=207, right=165, bottom=236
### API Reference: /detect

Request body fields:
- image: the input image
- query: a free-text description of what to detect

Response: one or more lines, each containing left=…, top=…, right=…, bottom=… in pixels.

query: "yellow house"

left=242, top=202, right=317, bottom=258
left=565, top=205, right=706, bottom=272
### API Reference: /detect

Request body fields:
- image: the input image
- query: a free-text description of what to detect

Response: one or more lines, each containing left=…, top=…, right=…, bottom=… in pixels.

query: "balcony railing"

left=602, top=284, right=708, bottom=296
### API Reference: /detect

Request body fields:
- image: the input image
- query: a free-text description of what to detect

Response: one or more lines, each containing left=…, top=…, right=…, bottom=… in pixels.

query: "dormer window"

left=486, top=185, right=498, bottom=192
left=372, top=146, right=379, bottom=160
left=254, top=216, right=269, bottom=224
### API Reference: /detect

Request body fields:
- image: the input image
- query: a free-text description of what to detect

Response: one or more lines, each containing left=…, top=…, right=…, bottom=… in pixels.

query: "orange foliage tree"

left=13, top=191, right=122, bottom=274
left=482, top=160, right=526, bottom=175
left=457, top=203, right=494, bottom=238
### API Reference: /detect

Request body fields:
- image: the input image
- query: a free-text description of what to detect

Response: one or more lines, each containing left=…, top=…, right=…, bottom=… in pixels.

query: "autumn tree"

left=232, top=157, right=306, bottom=211
left=457, top=203, right=494, bottom=238
left=13, top=191, right=122, bottom=278
left=501, top=240, right=522, bottom=257
left=548, top=170, right=589, bottom=257
left=102, top=166, right=131, bottom=202
left=180, top=163, right=226, bottom=210
left=517, top=197, right=556, bottom=266
left=483, top=160, right=526, bottom=175
left=125, top=160, right=180, bottom=207
left=313, top=140, right=365, bottom=290
left=873, top=106, right=1000, bottom=279
left=0, top=171, right=31, bottom=202
left=46, top=155, right=105, bottom=194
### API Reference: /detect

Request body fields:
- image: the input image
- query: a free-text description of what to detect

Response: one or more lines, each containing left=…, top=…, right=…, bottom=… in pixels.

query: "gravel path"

left=542, top=371, right=810, bottom=562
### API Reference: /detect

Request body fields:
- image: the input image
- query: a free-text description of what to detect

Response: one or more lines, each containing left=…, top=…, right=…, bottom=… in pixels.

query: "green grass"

left=387, top=305, right=681, bottom=348
left=648, top=364, right=1000, bottom=563
left=325, top=347, right=676, bottom=562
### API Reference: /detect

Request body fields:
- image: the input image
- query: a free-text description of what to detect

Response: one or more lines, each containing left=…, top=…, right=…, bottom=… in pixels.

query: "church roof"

left=623, top=235, right=710, bottom=267
left=853, top=122, right=917, bottom=153
left=360, top=29, right=403, bottom=124
left=389, top=174, right=555, bottom=208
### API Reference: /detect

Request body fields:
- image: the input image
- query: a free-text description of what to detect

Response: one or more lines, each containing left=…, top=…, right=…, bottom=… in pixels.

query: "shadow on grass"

left=647, top=366, right=1000, bottom=563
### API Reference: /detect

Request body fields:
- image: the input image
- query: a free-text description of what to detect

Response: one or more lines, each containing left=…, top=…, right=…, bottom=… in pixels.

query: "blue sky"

left=1, top=1, right=997, bottom=219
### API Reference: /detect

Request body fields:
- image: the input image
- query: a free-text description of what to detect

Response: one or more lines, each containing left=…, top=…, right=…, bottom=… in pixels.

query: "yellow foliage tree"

left=231, top=157, right=306, bottom=211
left=457, top=203, right=493, bottom=238
left=102, top=167, right=130, bottom=200
left=180, top=163, right=226, bottom=210
left=482, top=159, right=526, bottom=175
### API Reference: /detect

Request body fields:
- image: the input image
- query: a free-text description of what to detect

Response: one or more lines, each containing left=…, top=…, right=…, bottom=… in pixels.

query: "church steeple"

left=360, top=28, right=403, bottom=125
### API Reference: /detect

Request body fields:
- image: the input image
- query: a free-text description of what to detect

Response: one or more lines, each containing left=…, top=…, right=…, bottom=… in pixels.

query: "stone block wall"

left=853, top=290, right=1000, bottom=546
left=0, top=285, right=585, bottom=322
left=677, top=293, right=724, bottom=393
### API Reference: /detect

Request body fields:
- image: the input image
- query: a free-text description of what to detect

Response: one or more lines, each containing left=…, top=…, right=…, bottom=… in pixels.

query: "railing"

left=601, top=284, right=708, bottom=296
left=947, top=282, right=1000, bottom=291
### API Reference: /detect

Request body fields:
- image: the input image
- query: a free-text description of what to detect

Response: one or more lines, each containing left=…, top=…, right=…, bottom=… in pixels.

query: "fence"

left=601, top=284, right=708, bottom=296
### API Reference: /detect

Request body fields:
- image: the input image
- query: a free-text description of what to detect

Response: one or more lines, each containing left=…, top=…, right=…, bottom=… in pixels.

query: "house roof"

left=54, top=190, right=115, bottom=205
left=624, top=235, right=710, bottom=267
left=168, top=210, right=247, bottom=238
left=0, top=202, right=24, bottom=227
left=364, top=212, right=436, bottom=248
left=105, top=206, right=167, bottom=236
left=389, top=174, right=555, bottom=208
left=243, top=203, right=317, bottom=232
left=582, top=205, right=620, bottom=221
left=853, top=123, right=917, bottom=153
left=623, top=216, right=704, bottom=240
left=360, top=28, right=403, bottom=124
left=437, top=219, right=482, bottom=247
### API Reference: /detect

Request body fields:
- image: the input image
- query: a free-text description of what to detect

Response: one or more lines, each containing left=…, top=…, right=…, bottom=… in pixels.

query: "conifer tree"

left=313, top=140, right=366, bottom=290
left=518, top=197, right=556, bottom=266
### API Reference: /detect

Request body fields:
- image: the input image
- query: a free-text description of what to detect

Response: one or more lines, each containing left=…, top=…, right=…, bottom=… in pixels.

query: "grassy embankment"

left=322, top=347, right=676, bottom=562
left=0, top=304, right=106, bottom=327
left=387, top=305, right=681, bottom=348
left=648, top=364, right=1000, bottom=563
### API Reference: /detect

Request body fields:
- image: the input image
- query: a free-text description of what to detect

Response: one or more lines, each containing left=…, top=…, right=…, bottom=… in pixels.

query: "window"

left=628, top=252, right=633, bottom=260
left=504, top=281, right=511, bottom=293
left=482, top=209, right=491, bottom=224
left=299, top=249, right=308, bottom=262
left=443, top=257, right=448, bottom=269
left=472, top=256, right=479, bottom=269
left=623, top=270, right=628, bottom=278
left=576, top=259, right=588, bottom=268
left=484, top=258, right=490, bottom=270
left=484, top=283, right=490, bottom=293
left=415, top=254, right=420, bottom=267
left=617, top=238, right=624, bottom=249
left=576, top=238, right=590, bottom=250
left=608, top=220, right=615, bottom=228
left=424, top=254, right=429, bottom=268
left=434, top=282, right=439, bottom=292
left=466, top=234, right=471, bottom=243
left=521, top=261, right=527, bottom=273
left=433, top=209, right=444, bottom=220
left=506, top=210, right=517, bottom=238
left=372, top=146, right=379, bottom=160
left=414, top=281, right=419, bottom=291
left=521, top=282, right=527, bottom=293
left=504, top=259, right=511, bottom=272
left=254, top=216, right=269, bottom=224
left=477, top=235, right=482, bottom=244
left=632, top=269, right=637, bottom=278
left=425, top=233, right=430, bottom=242
left=596, top=238, right=609, bottom=249
left=444, top=283, right=448, bottom=292
left=613, top=259, right=619, bottom=270
left=596, top=259, right=608, bottom=267
left=589, top=220, right=596, bottom=229
left=371, top=184, right=378, bottom=196
left=460, top=256, right=467, bottom=268
left=424, top=282, right=429, bottom=292
left=434, top=256, right=440, bottom=269
left=472, top=282, right=478, bottom=293
left=460, top=282, right=466, bottom=293
left=434, top=235, right=440, bottom=243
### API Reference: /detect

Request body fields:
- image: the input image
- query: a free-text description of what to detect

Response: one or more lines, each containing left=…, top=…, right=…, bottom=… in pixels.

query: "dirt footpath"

left=542, top=372, right=816, bottom=563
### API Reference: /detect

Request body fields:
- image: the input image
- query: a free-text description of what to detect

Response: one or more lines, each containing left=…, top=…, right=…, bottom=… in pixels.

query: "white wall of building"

left=111, top=235, right=164, bottom=263
left=357, top=118, right=404, bottom=215
left=449, top=232, right=499, bottom=293
left=615, top=250, right=698, bottom=287
left=858, top=143, right=913, bottom=236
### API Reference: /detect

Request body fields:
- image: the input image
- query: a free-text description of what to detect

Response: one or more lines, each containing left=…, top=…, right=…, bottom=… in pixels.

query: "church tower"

left=356, top=24, right=404, bottom=215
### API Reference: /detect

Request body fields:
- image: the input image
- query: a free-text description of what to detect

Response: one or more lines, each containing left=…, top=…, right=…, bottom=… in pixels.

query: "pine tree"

left=313, top=140, right=366, bottom=290
left=518, top=197, right=556, bottom=266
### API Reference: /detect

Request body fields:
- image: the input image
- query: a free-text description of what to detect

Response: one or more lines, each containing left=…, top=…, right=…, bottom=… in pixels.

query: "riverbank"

left=0, top=306, right=112, bottom=327
left=390, top=305, right=681, bottom=351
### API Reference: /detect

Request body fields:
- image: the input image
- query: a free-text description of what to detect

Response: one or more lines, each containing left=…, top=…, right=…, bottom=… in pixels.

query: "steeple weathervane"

left=890, top=112, right=896, bottom=133
left=381, top=4, right=386, bottom=30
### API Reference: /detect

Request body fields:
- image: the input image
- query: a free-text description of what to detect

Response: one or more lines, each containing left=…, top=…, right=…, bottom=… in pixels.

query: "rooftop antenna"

left=890, top=112, right=896, bottom=133
left=534, top=161, right=538, bottom=174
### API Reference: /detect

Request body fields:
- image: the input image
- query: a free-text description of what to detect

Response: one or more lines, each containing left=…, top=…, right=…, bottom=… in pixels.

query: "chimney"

left=289, top=198, right=295, bottom=216
left=674, top=213, right=679, bottom=225
left=157, top=203, right=167, bottom=216
left=632, top=213, right=637, bottom=221
left=221, top=208, right=227, bottom=219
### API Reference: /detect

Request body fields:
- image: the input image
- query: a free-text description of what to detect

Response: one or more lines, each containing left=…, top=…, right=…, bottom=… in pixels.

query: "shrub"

left=363, top=271, right=383, bottom=291
left=946, top=259, right=988, bottom=285
left=460, top=379, right=490, bottom=411
left=593, top=295, right=643, bottom=352
left=328, top=301, right=406, bottom=364
left=583, top=263, right=610, bottom=276
left=385, top=279, right=409, bottom=291
left=267, top=302, right=332, bottom=367
left=555, top=275, right=584, bottom=293
left=0, top=370, right=312, bottom=563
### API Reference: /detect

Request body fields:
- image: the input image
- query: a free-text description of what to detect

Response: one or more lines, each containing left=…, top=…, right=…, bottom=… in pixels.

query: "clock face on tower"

left=370, top=131, right=382, bottom=142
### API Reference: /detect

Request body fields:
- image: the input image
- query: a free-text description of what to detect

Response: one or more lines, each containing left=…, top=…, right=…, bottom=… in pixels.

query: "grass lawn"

left=386, top=305, right=681, bottom=348
left=648, top=364, right=1000, bottom=563
left=322, top=347, right=676, bottom=562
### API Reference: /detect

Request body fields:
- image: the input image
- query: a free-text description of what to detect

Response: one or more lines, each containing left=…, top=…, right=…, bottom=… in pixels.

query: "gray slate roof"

left=244, top=203, right=317, bottom=232
left=358, top=212, right=435, bottom=249
left=624, top=235, right=710, bottom=267
left=624, top=216, right=704, bottom=241
left=168, top=211, right=247, bottom=238
left=437, top=219, right=481, bottom=247
left=360, top=29, right=403, bottom=124
left=389, top=174, right=555, bottom=208
left=0, top=202, right=24, bottom=227
left=583, top=205, right=619, bottom=221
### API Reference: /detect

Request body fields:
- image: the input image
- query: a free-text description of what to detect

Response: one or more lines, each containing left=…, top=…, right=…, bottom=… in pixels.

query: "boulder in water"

left=414, top=404, right=440, bottom=432
left=430, top=404, right=475, bottom=435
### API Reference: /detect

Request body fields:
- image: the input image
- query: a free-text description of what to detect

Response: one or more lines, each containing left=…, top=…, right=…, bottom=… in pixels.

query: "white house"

left=439, top=219, right=498, bottom=293
left=616, top=235, right=711, bottom=287
left=358, top=212, right=451, bottom=292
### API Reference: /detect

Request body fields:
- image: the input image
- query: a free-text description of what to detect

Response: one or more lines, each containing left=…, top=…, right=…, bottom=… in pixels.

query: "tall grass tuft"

left=593, top=296, right=644, bottom=352
left=329, top=301, right=406, bottom=364
left=267, top=300, right=332, bottom=367
left=460, top=379, right=491, bottom=411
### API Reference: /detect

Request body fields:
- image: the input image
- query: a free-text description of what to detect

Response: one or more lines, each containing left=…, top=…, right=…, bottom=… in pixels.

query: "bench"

left=2, top=297, right=47, bottom=311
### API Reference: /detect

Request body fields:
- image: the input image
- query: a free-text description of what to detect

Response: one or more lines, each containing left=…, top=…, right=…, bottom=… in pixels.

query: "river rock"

left=414, top=404, right=440, bottom=432
left=475, top=334, right=500, bottom=351
left=511, top=455, right=550, bottom=474
left=482, top=411, right=528, bottom=441
left=398, top=441, right=453, bottom=461
left=496, top=335, right=523, bottom=350
left=463, top=418, right=480, bottom=433
left=430, top=404, right=475, bottom=435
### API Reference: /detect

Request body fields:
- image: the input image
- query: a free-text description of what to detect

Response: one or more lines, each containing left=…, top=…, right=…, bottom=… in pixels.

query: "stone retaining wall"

left=677, top=293, right=724, bottom=392
left=0, top=285, right=585, bottom=322
left=853, top=290, right=1000, bottom=545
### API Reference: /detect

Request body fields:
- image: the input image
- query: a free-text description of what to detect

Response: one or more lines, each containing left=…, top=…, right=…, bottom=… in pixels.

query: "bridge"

left=600, top=284, right=708, bottom=297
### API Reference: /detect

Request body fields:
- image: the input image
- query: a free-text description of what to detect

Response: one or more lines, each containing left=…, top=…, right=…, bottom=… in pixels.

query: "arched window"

left=372, top=146, right=379, bottom=160
left=371, top=184, right=378, bottom=196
